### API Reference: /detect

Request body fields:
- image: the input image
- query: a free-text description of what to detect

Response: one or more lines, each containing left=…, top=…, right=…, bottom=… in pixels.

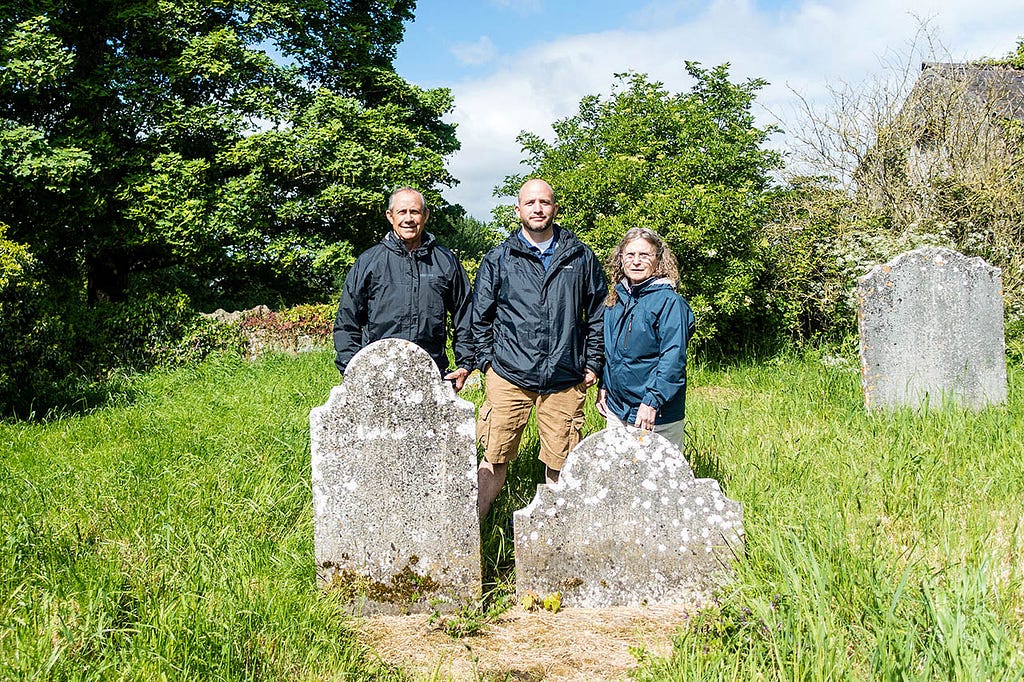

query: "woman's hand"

left=596, top=388, right=608, bottom=417
left=633, top=403, right=656, bottom=431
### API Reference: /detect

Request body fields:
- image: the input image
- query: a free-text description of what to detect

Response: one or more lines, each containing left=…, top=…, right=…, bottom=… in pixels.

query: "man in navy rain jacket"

left=333, top=187, right=473, bottom=390
left=472, top=179, right=606, bottom=519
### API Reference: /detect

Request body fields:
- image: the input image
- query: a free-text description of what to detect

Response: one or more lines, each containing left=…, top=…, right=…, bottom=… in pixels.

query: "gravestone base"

left=514, top=428, right=744, bottom=608
left=319, top=561, right=478, bottom=616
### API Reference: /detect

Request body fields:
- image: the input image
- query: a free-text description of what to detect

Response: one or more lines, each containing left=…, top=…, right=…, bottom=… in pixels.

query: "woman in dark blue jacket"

left=597, top=228, right=696, bottom=450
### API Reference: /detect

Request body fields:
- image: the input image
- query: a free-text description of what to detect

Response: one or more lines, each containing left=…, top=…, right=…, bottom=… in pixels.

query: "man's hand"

left=596, top=388, right=608, bottom=417
left=444, top=367, right=470, bottom=393
left=633, top=403, right=656, bottom=431
left=583, top=368, right=598, bottom=388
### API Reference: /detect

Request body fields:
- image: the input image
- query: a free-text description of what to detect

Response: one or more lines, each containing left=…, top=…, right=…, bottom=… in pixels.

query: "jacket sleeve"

left=641, top=295, right=695, bottom=409
left=333, top=258, right=369, bottom=375
left=447, top=256, right=474, bottom=371
left=470, top=252, right=499, bottom=374
left=583, top=251, right=607, bottom=377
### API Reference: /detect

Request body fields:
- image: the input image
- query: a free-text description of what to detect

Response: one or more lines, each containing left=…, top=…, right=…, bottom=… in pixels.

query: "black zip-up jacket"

left=333, top=231, right=472, bottom=375
left=471, top=226, right=606, bottom=393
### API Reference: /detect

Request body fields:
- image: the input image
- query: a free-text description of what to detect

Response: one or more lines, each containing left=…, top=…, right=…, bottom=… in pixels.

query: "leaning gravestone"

left=858, top=247, right=1007, bottom=411
left=310, top=339, right=480, bottom=614
left=514, top=428, right=744, bottom=608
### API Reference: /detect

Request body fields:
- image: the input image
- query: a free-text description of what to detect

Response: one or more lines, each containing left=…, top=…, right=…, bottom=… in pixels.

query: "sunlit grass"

left=1, top=352, right=399, bottom=680
left=2, top=348, right=1021, bottom=679
left=634, top=352, right=1024, bottom=680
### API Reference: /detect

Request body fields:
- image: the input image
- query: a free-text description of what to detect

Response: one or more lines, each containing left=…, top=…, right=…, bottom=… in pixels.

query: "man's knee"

left=478, top=459, right=507, bottom=478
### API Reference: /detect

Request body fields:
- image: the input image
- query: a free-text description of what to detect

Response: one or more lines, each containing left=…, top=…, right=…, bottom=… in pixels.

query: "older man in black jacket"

left=333, top=187, right=473, bottom=391
left=472, top=178, right=606, bottom=519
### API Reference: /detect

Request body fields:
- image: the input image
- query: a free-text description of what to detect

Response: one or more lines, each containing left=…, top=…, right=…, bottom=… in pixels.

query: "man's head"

left=515, top=179, right=558, bottom=238
left=386, top=187, right=429, bottom=250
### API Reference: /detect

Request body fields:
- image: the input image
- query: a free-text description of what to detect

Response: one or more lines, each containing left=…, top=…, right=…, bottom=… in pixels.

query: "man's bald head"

left=515, top=179, right=558, bottom=237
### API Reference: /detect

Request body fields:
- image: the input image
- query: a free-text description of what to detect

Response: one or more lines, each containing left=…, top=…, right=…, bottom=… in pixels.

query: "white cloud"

left=451, top=36, right=498, bottom=66
left=440, top=0, right=1023, bottom=218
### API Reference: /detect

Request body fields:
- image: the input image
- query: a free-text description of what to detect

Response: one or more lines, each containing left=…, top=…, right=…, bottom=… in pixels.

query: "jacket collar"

left=505, top=224, right=581, bottom=261
left=384, top=229, right=434, bottom=255
left=616, top=276, right=674, bottom=299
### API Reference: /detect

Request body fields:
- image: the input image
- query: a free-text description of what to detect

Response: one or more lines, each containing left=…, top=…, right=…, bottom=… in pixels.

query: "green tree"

left=990, top=36, right=1024, bottom=68
left=0, top=0, right=459, bottom=413
left=0, top=0, right=458, bottom=308
left=499, top=64, right=782, bottom=348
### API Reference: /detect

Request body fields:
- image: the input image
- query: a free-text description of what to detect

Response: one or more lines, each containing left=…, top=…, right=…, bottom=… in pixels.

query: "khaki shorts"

left=477, top=367, right=587, bottom=471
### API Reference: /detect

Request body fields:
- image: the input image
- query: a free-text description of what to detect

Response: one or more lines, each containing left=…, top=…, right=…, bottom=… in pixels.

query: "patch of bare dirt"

left=359, top=604, right=695, bottom=681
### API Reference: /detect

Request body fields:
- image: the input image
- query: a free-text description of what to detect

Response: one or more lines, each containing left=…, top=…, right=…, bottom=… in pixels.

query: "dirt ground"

left=359, top=603, right=696, bottom=681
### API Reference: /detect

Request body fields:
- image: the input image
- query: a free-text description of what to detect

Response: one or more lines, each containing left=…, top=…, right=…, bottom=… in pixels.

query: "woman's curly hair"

left=604, top=227, right=680, bottom=307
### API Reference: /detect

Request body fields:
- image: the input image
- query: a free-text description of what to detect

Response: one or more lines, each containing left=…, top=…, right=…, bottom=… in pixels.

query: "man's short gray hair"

left=387, top=187, right=427, bottom=212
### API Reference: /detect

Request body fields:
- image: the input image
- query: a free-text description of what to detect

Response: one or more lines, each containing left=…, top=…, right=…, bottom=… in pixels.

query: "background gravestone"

left=310, top=339, right=480, bottom=613
left=858, top=247, right=1007, bottom=411
left=514, top=428, right=744, bottom=608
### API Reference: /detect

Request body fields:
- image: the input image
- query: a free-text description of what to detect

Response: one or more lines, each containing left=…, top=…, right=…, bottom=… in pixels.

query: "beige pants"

left=477, top=367, right=587, bottom=470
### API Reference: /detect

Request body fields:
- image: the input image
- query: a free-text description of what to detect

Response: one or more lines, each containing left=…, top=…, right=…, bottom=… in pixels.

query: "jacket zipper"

left=621, top=289, right=639, bottom=349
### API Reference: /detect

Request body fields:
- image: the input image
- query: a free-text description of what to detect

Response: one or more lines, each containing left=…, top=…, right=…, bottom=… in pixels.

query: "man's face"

left=387, top=191, right=429, bottom=249
left=515, top=180, right=558, bottom=235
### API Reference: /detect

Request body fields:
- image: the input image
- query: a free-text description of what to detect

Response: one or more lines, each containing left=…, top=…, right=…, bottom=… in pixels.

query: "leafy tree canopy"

left=0, top=0, right=458, bottom=308
left=990, top=37, right=1024, bottom=68
left=499, top=64, right=782, bottom=346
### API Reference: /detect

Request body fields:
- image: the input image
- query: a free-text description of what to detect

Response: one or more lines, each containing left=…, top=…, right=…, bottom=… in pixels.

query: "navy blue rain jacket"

left=602, top=277, right=696, bottom=424
left=472, top=227, right=606, bottom=393
left=333, top=231, right=472, bottom=375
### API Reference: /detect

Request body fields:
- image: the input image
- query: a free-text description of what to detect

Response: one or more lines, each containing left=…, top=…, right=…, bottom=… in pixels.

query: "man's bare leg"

left=545, top=466, right=560, bottom=485
left=477, top=460, right=508, bottom=520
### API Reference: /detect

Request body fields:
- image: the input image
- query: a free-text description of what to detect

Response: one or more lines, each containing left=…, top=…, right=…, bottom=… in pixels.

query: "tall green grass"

left=2, top=349, right=1022, bottom=679
left=635, top=352, right=1024, bottom=680
left=1, top=353, right=400, bottom=680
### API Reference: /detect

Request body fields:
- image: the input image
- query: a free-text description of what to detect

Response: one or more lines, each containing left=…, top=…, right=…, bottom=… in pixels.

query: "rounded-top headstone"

left=310, top=339, right=480, bottom=613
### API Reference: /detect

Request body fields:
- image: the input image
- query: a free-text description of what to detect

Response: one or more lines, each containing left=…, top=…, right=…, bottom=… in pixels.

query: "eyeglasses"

left=621, top=251, right=656, bottom=263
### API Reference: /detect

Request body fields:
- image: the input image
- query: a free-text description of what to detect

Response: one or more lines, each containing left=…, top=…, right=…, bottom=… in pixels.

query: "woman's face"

left=621, top=237, right=658, bottom=285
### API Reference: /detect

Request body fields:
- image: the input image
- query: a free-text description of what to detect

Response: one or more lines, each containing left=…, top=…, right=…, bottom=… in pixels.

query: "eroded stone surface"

left=310, top=339, right=481, bottom=613
left=513, top=428, right=744, bottom=608
left=858, top=247, right=1007, bottom=411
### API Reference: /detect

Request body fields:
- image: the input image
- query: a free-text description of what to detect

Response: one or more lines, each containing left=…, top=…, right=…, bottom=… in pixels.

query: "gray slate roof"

left=918, top=62, right=1024, bottom=120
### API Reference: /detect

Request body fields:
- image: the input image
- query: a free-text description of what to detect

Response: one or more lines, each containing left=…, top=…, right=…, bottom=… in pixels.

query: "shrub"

left=0, top=224, right=63, bottom=415
left=780, top=33, right=1024, bottom=348
left=237, top=303, right=334, bottom=357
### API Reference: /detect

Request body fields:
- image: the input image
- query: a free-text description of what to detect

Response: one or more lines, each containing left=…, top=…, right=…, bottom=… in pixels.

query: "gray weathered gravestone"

left=858, top=247, right=1007, bottom=411
left=513, top=428, right=744, bottom=608
left=310, top=339, right=480, bottom=613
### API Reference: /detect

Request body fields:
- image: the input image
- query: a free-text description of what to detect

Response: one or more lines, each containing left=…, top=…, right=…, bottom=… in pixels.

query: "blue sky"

left=392, top=1, right=1022, bottom=219
left=394, top=0, right=765, bottom=86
